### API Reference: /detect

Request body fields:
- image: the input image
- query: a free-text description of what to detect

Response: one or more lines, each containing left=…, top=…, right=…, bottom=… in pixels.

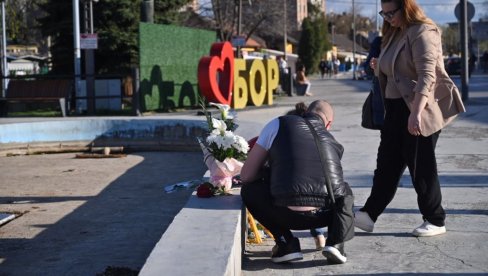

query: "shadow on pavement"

left=0, top=151, right=206, bottom=275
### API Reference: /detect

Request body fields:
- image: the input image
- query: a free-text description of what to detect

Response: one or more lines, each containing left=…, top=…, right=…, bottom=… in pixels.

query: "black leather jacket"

left=268, top=113, right=348, bottom=208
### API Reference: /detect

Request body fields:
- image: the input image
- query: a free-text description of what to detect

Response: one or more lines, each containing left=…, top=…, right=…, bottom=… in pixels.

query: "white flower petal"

left=233, top=135, right=249, bottom=154
left=210, top=102, right=230, bottom=119
left=210, top=102, right=230, bottom=112
left=211, top=118, right=227, bottom=133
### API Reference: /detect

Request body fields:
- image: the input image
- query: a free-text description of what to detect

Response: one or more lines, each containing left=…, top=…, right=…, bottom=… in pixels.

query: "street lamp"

left=73, top=0, right=82, bottom=114
left=1, top=0, right=8, bottom=98
left=352, top=0, right=357, bottom=80
left=332, top=24, right=335, bottom=45
left=375, top=0, right=379, bottom=31
left=83, top=0, right=97, bottom=115
left=283, top=0, right=287, bottom=60
left=237, top=0, right=242, bottom=58
left=90, top=0, right=98, bottom=32
left=141, top=0, right=154, bottom=23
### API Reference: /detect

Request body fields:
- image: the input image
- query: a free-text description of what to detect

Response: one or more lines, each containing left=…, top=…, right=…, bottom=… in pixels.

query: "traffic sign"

left=455, top=1, right=475, bottom=22
left=80, top=33, right=98, bottom=49
left=231, top=36, right=246, bottom=47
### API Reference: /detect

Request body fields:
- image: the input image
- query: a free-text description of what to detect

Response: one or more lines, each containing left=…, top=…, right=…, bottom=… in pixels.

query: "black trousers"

left=241, top=180, right=354, bottom=246
left=361, top=98, right=445, bottom=226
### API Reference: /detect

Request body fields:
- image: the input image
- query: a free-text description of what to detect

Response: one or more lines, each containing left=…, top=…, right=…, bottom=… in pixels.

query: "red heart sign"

left=198, top=42, right=234, bottom=105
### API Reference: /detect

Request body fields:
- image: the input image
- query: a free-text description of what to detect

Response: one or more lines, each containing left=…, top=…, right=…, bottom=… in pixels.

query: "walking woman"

left=355, top=0, right=465, bottom=237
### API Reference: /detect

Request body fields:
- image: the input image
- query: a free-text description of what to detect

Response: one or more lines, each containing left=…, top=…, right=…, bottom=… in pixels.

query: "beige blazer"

left=377, top=24, right=466, bottom=136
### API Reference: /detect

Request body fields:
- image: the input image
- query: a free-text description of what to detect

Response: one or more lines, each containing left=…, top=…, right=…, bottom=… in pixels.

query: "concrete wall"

left=0, top=118, right=207, bottom=155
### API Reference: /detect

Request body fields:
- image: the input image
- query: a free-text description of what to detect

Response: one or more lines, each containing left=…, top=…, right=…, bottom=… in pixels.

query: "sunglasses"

left=379, top=7, right=401, bottom=20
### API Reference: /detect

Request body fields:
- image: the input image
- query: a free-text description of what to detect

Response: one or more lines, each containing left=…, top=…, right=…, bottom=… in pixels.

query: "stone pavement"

left=0, top=152, right=207, bottom=275
left=239, top=73, right=488, bottom=275
left=0, top=72, right=487, bottom=275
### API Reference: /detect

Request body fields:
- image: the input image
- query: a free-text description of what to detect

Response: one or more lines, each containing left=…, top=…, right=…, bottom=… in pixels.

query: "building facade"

left=288, top=0, right=308, bottom=30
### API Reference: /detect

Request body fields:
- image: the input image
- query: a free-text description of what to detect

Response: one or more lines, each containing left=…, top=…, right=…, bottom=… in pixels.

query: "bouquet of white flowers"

left=198, top=102, right=249, bottom=193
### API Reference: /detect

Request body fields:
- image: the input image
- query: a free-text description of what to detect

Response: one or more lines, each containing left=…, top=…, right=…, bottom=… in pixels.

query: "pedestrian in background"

left=481, top=51, right=488, bottom=73
left=469, top=51, right=477, bottom=78
left=276, top=55, right=289, bottom=94
left=319, top=59, right=328, bottom=79
left=327, top=59, right=333, bottom=78
left=295, top=64, right=312, bottom=96
left=333, top=57, right=340, bottom=77
left=355, top=0, right=465, bottom=237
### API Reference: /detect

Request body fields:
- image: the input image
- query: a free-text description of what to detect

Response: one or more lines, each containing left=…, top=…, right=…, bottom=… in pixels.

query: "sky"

left=326, top=0, right=485, bottom=25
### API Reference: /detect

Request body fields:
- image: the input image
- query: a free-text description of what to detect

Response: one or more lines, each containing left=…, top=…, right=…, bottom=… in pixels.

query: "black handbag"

left=361, top=77, right=384, bottom=130
left=361, top=91, right=377, bottom=129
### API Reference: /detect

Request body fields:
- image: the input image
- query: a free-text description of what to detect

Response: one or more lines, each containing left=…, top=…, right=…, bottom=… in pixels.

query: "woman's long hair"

left=285, top=102, right=308, bottom=116
left=381, top=0, right=436, bottom=48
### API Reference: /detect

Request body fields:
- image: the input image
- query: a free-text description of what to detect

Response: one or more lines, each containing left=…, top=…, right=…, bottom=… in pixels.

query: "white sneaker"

left=322, top=243, right=347, bottom=264
left=412, top=221, right=446, bottom=237
left=354, top=211, right=374, bottom=232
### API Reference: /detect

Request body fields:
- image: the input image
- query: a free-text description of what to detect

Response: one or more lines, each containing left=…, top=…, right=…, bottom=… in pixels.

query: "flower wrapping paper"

left=202, top=146, right=243, bottom=191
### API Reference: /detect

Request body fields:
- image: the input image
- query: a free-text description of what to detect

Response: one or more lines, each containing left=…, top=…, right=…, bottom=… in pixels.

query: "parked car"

left=444, top=56, right=475, bottom=77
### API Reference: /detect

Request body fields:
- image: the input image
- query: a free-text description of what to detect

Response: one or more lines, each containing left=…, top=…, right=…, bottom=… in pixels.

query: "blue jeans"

left=310, top=227, right=326, bottom=237
left=295, top=82, right=310, bottom=96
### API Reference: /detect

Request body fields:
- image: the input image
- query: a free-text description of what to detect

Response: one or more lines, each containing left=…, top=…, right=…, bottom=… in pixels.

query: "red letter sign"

left=198, top=42, right=234, bottom=105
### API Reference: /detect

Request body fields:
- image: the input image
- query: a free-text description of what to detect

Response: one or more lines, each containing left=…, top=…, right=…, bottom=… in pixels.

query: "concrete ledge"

left=139, top=189, right=244, bottom=276
left=0, top=118, right=207, bottom=156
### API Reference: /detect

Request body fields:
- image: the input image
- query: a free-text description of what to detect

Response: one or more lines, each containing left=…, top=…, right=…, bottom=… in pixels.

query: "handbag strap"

left=304, top=118, right=336, bottom=205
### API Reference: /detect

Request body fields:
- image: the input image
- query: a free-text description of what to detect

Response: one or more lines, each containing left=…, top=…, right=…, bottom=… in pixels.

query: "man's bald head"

left=307, top=100, right=334, bottom=125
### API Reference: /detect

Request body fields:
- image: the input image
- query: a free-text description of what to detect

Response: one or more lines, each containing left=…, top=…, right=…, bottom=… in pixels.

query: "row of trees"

left=5, top=0, right=487, bottom=76
left=298, top=3, right=330, bottom=75
left=39, top=0, right=199, bottom=75
left=4, top=0, right=334, bottom=76
left=4, top=0, right=194, bottom=75
left=4, top=0, right=39, bottom=44
left=328, top=1, right=488, bottom=56
left=201, top=0, right=287, bottom=45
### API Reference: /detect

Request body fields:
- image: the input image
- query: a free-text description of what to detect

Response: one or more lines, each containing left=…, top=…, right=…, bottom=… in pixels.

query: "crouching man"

left=240, top=100, right=354, bottom=264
